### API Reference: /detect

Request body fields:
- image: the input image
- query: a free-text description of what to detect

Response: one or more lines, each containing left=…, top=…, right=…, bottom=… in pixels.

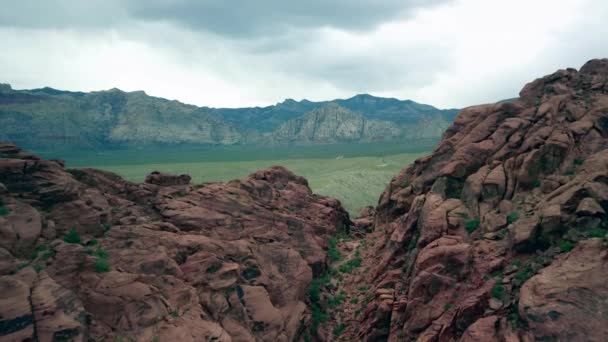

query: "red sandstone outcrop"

left=0, top=145, right=350, bottom=341
left=333, top=59, right=608, bottom=341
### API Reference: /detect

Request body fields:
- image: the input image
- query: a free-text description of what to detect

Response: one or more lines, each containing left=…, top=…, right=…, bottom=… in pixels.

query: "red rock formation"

left=342, top=59, right=608, bottom=341
left=0, top=145, right=350, bottom=341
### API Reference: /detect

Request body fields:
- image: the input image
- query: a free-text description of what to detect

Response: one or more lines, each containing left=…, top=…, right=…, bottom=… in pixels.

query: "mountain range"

left=0, top=83, right=458, bottom=150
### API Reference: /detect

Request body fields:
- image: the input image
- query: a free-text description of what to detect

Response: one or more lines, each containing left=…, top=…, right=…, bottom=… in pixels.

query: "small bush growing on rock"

left=350, top=297, right=359, bottom=304
left=513, top=265, right=534, bottom=284
left=586, top=228, right=607, bottom=238
left=206, top=263, right=221, bottom=273
left=338, top=255, right=362, bottom=274
left=328, top=294, right=345, bottom=308
left=491, top=282, right=506, bottom=300
left=328, top=237, right=341, bottom=262
left=94, top=259, right=110, bottom=273
left=333, top=323, right=347, bottom=337
left=563, top=169, right=575, bottom=176
left=358, top=285, right=370, bottom=292
left=465, top=219, right=480, bottom=233
left=559, top=240, right=576, bottom=253
left=0, top=199, right=9, bottom=216
left=63, top=228, right=81, bottom=244
left=407, top=231, right=420, bottom=251
left=507, top=212, right=519, bottom=224
left=573, top=157, right=585, bottom=165
left=402, top=181, right=410, bottom=188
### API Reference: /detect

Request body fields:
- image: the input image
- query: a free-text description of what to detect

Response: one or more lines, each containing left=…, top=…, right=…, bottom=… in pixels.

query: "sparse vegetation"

left=573, top=157, right=585, bottom=166
left=507, top=212, right=519, bottom=224
left=94, top=259, right=110, bottom=273
left=513, top=265, right=534, bottom=284
left=350, top=297, right=359, bottom=304
left=465, top=218, right=480, bottom=233
left=402, top=180, right=410, bottom=188
left=328, top=237, right=341, bottom=262
left=559, top=240, right=576, bottom=253
left=333, top=323, right=347, bottom=337
left=338, top=250, right=362, bottom=274
left=563, top=169, right=575, bottom=176
left=170, top=311, right=179, bottom=318
left=491, top=281, right=506, bottom=301
left=0, top=198, right=9, bottom=216
left=63, top=228, right=81, bottom=244
left=407, top=231, right=420, bottom=251
left=206, top=263, right=221, bottom=273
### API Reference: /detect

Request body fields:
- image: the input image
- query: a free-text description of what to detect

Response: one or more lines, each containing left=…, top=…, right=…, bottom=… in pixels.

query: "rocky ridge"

left=0, top=86, right=457, bottom=150
left=307, top=59, right=608, bottom=341
left=0, top=143, right=351, bottom=341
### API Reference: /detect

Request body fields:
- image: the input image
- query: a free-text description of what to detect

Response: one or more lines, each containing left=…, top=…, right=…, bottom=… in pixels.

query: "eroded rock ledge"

left=0, top=143, right=350, bottom=341
left=343, top=59, right=608, bottom=341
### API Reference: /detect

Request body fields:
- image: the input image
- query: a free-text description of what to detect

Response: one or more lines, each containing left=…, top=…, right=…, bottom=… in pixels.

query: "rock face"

left=0, top=86, right=457, bottom=149
left=0, top=144, right=351, bottom=341
left=321, top=59, right=608, bottom=341
left=269, top=103, right=449, bottom=144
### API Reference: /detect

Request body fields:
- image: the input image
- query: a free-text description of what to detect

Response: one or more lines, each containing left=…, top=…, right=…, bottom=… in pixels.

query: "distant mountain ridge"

left=0, top=83, right=459, bottom=150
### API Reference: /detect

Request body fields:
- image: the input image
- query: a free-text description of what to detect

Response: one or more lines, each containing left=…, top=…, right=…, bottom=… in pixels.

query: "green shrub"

left=338, top=256, right=362, bottom=274
left=586, top=228, right=607, bottom=238
left=358, top=285, right=370, bottom=292
left=308, top=273, right=331, bottom=304
left=95, top=259, right=110, bottom=273
left=0, top=205, right=9, bottom=216
left=465, top=219, right=480, bottom=233
left=563, top=169, right=575, bottom=176
left=559, top=240, right=576, bottom=253
left=407, top=231, right=420, bottom=251
left=170, top=311, right=179, bottom=318
left=85, top=239, right=98, bottom=246
left=444, top=303, right=453, bottom=311
left=333, top=323, right=347, bottom=337
left=491, top=282, right=505, bottom=300
left=507, top=212, right=519, bottom=224
left=327, top=237, right=341, bottom=262
left=63, top=228, right=81, bottom=244
left=310, top=304, right=328, bottom=336
left=87, top=247, right=110, bottom=259
left=402, top=181, right=410, bottom=188
left=573, top=157, right=585, bottom=166
left=328, top=294, right=345, bottom=308
left=206, top=263, right=221, bottom=273
left=350, top=297, right=359, bottom=304
left=514, top=265, right=533, bottom=284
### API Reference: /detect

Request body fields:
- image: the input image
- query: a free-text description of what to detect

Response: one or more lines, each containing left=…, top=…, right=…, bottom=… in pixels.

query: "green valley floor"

left=67, top=152, right=424, bottom=214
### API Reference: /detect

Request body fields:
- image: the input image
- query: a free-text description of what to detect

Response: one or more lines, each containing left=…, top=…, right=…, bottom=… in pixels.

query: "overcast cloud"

left=0, top=0, right=607, bottom=108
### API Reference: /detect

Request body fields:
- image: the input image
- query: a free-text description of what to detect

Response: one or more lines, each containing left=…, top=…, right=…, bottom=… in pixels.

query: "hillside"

left=0, top=84, right=457, bottom=150
left=318, top=59, right=608, bottom=341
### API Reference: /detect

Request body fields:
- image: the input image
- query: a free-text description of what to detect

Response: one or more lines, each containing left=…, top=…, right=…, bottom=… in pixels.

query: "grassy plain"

left=45, top=142, right=432, bottom=215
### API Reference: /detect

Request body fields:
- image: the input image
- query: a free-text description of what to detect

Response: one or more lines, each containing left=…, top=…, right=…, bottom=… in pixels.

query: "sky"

left=0, top=0, right=607, bottom=109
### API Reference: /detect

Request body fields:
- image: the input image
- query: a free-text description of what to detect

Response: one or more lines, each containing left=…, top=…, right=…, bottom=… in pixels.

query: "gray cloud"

left=125, top=0, right=450, bottom=38
left=0, top=0, right=452, bottom=37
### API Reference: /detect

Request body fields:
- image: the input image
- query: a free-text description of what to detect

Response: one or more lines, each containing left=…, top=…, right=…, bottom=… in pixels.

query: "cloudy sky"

left=0, top=0, right=607, bottom=109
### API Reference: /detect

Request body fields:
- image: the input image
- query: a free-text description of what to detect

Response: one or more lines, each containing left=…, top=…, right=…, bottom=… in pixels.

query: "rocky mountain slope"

left=269, top=103, right=450, bottom=144
left=0, top=143, right=351, bottom=341
left=311, top=59, right=608, bottom=341
left=0, top=84, right=457, bottom=150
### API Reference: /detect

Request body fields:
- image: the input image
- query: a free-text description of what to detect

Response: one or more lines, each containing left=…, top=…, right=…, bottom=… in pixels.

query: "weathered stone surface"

left=0, top=143, right=351, bottom=341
